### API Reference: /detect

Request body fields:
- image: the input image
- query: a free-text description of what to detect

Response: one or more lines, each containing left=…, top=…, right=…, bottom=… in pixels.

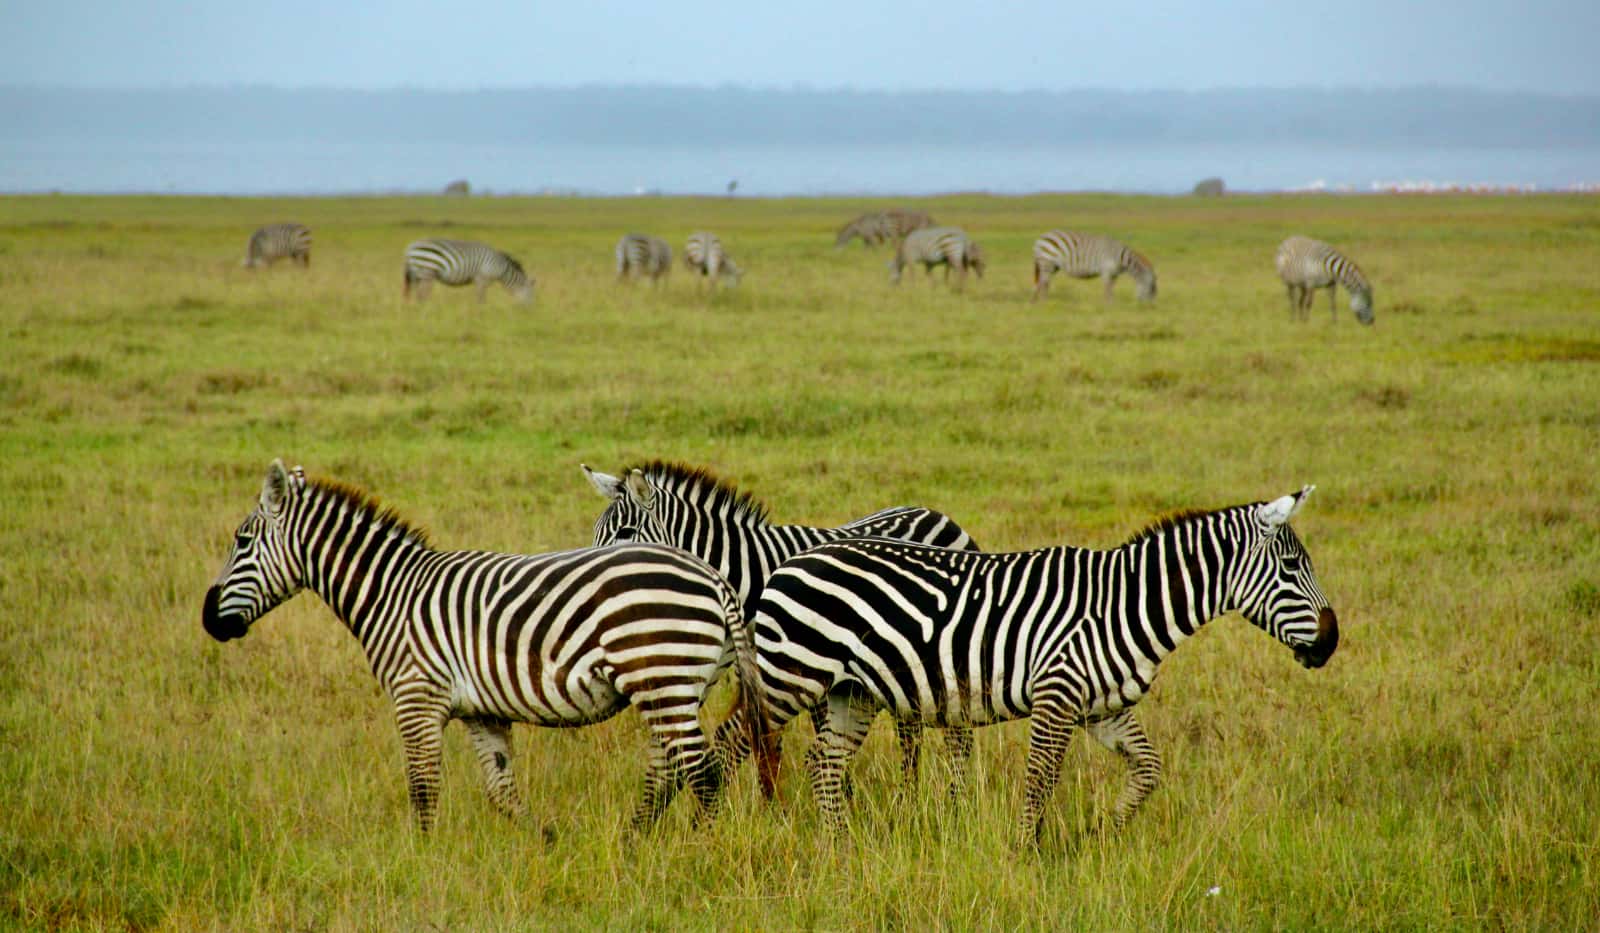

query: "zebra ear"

left=581, top=464, right=624, bottom=501
left=624, top=469, right=655, bottom=510
left=1257, top=485, right=1315, bottom=529
left=261, top=459, right=291, bottom=516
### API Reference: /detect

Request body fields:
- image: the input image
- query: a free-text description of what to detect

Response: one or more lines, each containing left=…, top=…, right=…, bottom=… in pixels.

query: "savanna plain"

left=2, top=192, right=1598, bottom=931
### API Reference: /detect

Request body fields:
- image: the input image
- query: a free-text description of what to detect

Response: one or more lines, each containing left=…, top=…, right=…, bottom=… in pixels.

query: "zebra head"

left=1228, top=486, right=1339, bottom=670
left=1135, top=270, right=1158, bottom=303
left=582, top=464, right=666, bottom=547
left=202, top=459, right=308, bottom=642
left=1351, top=288, right=1374, bottom=325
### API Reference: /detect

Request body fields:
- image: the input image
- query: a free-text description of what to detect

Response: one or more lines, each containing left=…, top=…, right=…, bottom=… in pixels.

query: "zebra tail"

left=721, top=584, right=778, bottom=800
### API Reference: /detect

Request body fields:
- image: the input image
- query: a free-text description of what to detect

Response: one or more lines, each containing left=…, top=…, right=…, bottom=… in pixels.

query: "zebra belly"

left=444, top=655, right=626, bottom=727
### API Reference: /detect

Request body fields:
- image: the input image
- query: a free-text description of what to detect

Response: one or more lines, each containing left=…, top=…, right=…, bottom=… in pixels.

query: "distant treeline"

left=4, top=85, right=1598, bottom=148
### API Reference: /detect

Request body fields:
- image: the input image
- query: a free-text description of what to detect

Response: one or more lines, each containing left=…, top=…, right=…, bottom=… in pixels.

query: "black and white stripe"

left=403, top=238, right=534, bottom=303
left=890, top=226, right=985, bottom=290
left=683, top=232, right=743, bottom=288
left=202, top=460, right=770, bottom=831
left=724, top=488, right=1339, bottom=843
left=243, top=223, right=312, bottom=269
left=835, top=209, right=937, bottom=248
left=1031, top=231, right=1157, bottom=303
left=582, top=461, right=979, bottom=790
left=1276, top=236, right=1374, bottom=324
left=616, top=233, right=673, bottom=283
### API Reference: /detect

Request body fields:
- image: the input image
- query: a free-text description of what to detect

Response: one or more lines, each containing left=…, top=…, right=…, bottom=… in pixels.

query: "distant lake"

left=3, top=136, right=1596, bottom=196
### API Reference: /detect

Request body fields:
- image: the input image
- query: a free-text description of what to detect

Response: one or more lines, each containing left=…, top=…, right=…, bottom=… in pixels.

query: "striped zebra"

left=403, top=238, right=534, bottom=304
left=615, top=233, right=672, bottom=284
left=683, top=232, right=743, bottom=288
left=581, top=461, right=981, bottom=791
left=891, top=226, right=985, bottom=290
left=202, top=460, right=771, bottom=831
left=834, top=209, right=936, bottom=248
left=721, top=488, right=1339, bottom=844
left=1276, top=236, right=1374, bottom=324
left=242, top=223, right=311, bottom=269
left=1031, top=231, right=1157, bottom=303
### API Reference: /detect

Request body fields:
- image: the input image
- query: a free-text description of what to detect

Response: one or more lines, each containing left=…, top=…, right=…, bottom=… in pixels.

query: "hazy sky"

left=5, top=0, right=1598, bottom=94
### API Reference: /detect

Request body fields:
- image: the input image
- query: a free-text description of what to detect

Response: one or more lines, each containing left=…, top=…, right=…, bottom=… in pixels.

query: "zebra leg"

left=1328, top=284, right=1339, bottom=321
left=630, top=730, right=682, bottom=831
left=944, top=726, right=975, bottom=799
left=476, top=279, right=489, bottom=304
left=1032, top=263, right=1050, bottom=302
left=1087, top=710, right=1162, bottom=831
left=807, top=689, right=876, bottom=835
left=1017, top=690, right=1082, bottom=848
left=463, top=716, right=525, bottom=819
left=392, top=681, right=451, bottom=831
left=895, top=718, right=922, bottom=787
left=1103, top=273, right=1116, bottom=303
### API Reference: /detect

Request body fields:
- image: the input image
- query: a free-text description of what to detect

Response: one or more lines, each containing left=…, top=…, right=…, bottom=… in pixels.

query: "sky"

left=4, top=0, right=1598, bottom=95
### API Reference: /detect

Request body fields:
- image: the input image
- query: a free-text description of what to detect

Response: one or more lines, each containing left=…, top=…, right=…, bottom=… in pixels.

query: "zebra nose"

left=1296, top=607, right=1339, bottom=669
left=202, top=586, right=248, bottom=642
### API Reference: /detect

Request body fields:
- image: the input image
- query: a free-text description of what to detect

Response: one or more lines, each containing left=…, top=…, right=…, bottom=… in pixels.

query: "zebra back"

left=583, top=460, right=979, bottom=608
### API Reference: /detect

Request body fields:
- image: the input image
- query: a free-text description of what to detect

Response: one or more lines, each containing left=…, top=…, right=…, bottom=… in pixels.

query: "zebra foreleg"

left=463, top=716, right=525, bottom=819
left=1017, top=687, right=1084, bottom=848
left=1328, top=284, right=1339, bottom=321
left=476, top=279, right=489, bottom=304
left=1032, top=263, right=1051, bottom=302
left=894, top=719, right=922, bottom=787
left=1087, top=710, right=1162, bottom=831
left=392, top=682, right=451, bottom=831
left=1102, top=273, right=1116, bottom=303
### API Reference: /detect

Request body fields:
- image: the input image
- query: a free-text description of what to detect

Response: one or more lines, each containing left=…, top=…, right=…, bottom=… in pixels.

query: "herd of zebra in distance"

left=205, top=448, right=1340, bottom=847
left=242, top=206, right=1377, bottom=322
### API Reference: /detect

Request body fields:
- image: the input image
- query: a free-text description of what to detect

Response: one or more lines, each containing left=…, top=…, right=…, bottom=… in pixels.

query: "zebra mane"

left=1121, top=507, right=1216, bottom=547
left=1126, top=248, right=1155, bottom=278
left=303, top=475, right=434, bottom=550
left=623, top=460, right=772, bottom=525
left=1338, top=256, right=1370, bottom=293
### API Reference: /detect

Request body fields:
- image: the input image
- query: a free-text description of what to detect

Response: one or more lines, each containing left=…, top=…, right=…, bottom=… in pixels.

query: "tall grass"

left=2, top=193, right=1597, bottom=930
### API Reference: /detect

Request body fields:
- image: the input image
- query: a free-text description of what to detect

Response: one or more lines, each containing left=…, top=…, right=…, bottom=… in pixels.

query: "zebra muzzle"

left=1294, top=607, right=1339, bottom=669
left=202, top=586, right=249, bottom=642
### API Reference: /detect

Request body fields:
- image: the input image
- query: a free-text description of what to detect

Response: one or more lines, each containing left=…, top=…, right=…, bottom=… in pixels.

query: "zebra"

left=403, top=238, right=534, bottom=304
left=683, top=232, right=743, bottom=288
left=202, top=460, right=771, bottom=832
left=835, top=209, right=936, bottom=248
left=242, top=223, right=311, bottom=269
left=890, top=226, right=985, bottom=290
left=615, top=233, right=673, bottom=284
left=1031, top=231, right=1157, bottom=304
left=719, top=487, right=1340, bottom=845
left=1276, top=236, right=1374, bottom=324
left=581, top=460, right=983, bottom=792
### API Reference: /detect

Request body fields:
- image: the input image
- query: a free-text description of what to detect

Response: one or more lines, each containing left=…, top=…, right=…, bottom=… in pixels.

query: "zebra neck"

left=290, top=495, right=431, bottom=642
left=1105, top=522, right=1236, bottom=661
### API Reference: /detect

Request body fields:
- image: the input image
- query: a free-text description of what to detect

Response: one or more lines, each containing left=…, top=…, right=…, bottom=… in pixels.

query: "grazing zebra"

left=891, top=226, right=985, bottom=290
left=721, top=488, right=1340, bottom=845
left=202, top=460, right=771, bottom=832
left=1276, top=236, right=1374, bottom=324
left=615, top=233, right=673, bottom=284
left=403, top=238, right=534, bottom=304
left=834, top=209, right=937, bottom=248
left=242, top=223, right=311, bottom=269
left=1031, top=231, right=1157, bottom=303
left=582, top=461, right=981, bottom=792
left=683, top=232, right=743, bottom=288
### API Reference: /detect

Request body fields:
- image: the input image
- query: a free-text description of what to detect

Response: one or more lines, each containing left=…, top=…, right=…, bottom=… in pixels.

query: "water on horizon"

left=3, top=137, right=1596, bottom=196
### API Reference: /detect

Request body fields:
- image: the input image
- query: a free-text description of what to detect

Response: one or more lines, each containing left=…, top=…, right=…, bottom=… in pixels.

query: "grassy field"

left=2, top=191, right=1598, bottom=930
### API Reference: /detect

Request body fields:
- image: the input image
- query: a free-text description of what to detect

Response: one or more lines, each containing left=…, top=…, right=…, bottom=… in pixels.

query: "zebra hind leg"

left=463, top=716, right=525, bottom=819
left=1087, top=710, right=1162, bottom=831
left=895, top=719, right=922, bottom=788
left=630, top=731, right=683, bottom=831
left=944, top=726, right=975, bottom=799
left=807, top=689, right=875, bottom=835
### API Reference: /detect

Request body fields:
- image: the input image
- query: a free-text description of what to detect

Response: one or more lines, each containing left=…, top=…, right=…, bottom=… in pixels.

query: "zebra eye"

left=235, top=533, right=254, bottom=549
left=612, top=526, right=637, bottom=542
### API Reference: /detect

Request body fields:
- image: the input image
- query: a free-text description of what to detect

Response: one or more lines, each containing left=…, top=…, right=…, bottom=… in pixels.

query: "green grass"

left=2, top=192, right=1598, bottom=930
